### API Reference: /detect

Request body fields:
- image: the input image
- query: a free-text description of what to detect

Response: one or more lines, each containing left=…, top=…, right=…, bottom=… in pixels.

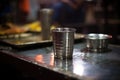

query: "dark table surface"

left=1, top=41, right=120, bottom=80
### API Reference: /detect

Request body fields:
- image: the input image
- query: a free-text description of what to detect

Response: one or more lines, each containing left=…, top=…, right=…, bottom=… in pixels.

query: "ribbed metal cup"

left=52, top=28, right=76, bottom=59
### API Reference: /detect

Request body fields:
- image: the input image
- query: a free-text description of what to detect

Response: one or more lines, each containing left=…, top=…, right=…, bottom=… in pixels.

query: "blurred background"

left=0, top=0, right=120, bottom=45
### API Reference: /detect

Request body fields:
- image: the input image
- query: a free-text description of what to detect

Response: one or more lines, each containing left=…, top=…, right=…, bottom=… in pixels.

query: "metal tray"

left=0, top=33, right=33, bottom=39
left=1, top=33, right=84, bottom=50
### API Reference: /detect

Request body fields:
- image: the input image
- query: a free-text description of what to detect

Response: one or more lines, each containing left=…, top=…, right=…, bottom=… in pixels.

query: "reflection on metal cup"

left=54, top=59, right=73, bottom=71
left=40, top=8, right=53, bottom=40
left=52, top=28, right=76, bottom=59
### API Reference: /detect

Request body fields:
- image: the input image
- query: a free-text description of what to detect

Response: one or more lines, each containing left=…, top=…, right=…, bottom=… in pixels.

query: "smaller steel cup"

left=52, top=28, right=76, bottom=59
left=85, top=33, right=112, bottom=52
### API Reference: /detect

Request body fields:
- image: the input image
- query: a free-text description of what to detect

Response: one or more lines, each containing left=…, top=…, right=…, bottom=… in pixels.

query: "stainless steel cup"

left=52, top=28, right=76, bottom=59
left=85, top=33, right=112, bottom=52
left=40, top=8, right=53, bottom=40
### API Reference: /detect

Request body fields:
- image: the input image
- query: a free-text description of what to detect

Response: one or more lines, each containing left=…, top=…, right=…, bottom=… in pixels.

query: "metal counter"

left=1, top=42, right=120, bottom=80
